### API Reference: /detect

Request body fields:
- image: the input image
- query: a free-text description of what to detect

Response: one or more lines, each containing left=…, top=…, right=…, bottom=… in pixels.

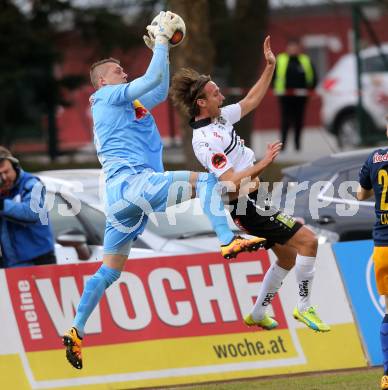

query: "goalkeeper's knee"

left=98, top=264, right=121, bottom=288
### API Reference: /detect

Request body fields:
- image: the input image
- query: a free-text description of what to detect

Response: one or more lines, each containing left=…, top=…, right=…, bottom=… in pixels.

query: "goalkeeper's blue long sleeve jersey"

left=90, top=43, right=170, bottom=181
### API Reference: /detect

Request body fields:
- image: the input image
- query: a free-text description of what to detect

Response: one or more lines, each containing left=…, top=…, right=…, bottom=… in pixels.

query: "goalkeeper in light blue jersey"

left=62, top=11, right=266, bottom=370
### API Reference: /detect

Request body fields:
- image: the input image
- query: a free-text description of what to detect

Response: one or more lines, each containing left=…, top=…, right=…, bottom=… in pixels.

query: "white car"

left=37, top=169, right=338, bottom=265
left=37, top=169, right=233, bottom=264
left=319, top=44, right=388, bottom=148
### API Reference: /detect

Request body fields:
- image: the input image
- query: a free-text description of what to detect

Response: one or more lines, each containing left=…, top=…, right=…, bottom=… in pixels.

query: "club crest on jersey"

left=211, top=153, right=227, bottom=169
left=133, top=99, right=148, bottom=119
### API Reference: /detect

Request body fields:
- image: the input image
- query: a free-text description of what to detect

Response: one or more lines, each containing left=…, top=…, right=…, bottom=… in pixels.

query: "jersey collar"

left=189, top=117, right=212, bottom=129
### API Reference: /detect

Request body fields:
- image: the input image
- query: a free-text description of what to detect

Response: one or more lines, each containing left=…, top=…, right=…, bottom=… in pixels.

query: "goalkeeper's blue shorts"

left=103, top=168, right=191, bottom=256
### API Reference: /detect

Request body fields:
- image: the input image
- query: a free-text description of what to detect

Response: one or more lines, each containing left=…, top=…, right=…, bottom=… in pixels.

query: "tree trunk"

left=167, top=0, right=215, bottom=170
left=47, top=102, right=58, bottom=161
left=46, top=65, right=59, bottom=161
left=229, top=0, right=269, bottom=148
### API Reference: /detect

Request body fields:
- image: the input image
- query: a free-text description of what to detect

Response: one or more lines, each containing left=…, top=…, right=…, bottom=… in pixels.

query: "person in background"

left=272, top=38, right=317, bottom=151
left=0, top=146, right=56, bottom=268
left=357, top=116, right=388, bottom=390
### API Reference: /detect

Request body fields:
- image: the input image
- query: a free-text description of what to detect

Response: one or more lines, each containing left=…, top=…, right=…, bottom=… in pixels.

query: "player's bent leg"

left=286, top=228, right=317, bottom=308
left=73, top=261, right=123, bottom=331
left=156, top=170, right=267, bottom=259
left=285, top=227, right=330, bottom=331
left=63, top=260, right=123, bottom=369
left=192, top=172, right=268, bottom=258
left=246, top=245, right=293, bottom=326
left=272, top=243, right=297, bottom=271
left=63, top=230, right=133, bottom=369
left=285, top=225, right=318, bottom=257
left=192, top=172, right=235, bottom=246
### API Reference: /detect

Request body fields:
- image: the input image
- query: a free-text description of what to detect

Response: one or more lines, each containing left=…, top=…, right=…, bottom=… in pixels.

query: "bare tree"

left=168, top=0, right=215, bottom=170
left=167, top=0, right=269, bottom=168
left=229, top=0, right=269, bottom=148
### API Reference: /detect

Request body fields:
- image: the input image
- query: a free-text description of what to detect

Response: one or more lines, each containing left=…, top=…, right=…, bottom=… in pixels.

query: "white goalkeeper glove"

left=143, top=29, right=155, bottom=51
left=150, top=11, right=181, bottom=45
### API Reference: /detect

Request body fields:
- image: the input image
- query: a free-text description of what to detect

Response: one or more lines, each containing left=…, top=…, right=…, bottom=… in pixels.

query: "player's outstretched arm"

left=238, top=36, right=276, bottom=118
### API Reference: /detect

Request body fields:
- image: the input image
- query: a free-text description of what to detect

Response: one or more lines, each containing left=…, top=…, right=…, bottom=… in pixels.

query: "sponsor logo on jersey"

left=373, top=151, right=388, bottom=163
left=213, top=132, right=223, bottom=140
left=211, top=153, right=227, bottom=169
left=133, top=99, right=148, bottom=119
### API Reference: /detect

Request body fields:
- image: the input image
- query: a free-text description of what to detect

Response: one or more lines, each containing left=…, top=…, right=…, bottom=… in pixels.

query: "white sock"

left=251, top=263, right=289, bottom=321
left=295, top=255, right=316, bottom=312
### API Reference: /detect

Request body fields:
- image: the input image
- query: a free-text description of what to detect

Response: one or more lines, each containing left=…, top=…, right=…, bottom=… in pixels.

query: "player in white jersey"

left=170, top=36, right=330, bottom=333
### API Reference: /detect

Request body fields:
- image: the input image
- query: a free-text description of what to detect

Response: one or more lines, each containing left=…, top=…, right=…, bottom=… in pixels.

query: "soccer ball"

left=149, top=12, right=186, bottom=47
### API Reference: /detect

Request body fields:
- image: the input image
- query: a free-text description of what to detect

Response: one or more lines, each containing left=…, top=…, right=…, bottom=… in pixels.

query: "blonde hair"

left=90, top=58, right=120, bottom=89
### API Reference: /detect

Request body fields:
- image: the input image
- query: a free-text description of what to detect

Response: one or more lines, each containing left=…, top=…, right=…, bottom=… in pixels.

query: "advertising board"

left=0, top=246, right=365, bottom=389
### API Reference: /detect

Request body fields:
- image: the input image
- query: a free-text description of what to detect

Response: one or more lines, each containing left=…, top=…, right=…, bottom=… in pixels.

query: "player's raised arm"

left=238, top=36, right=276, bottom=118
left=137, top=28, right=170, bottom=110
left=124, top=12, right=180, bottom=102
left=135, top=11, right=186, bottom=110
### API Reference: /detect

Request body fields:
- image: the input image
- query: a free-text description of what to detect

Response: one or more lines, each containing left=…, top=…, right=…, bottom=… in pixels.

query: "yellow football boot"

left=63, top=327, right=83, bottom=369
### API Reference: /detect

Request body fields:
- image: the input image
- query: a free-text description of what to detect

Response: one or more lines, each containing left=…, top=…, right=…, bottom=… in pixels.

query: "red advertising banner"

left=6, top=251, right=286, bottom=353
left=0, top=245, right=368, bottom=389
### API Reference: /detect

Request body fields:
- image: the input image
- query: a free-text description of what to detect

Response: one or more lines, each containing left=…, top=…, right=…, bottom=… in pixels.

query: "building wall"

left=254, top=5, right=388, bottom=132
left=55, top=5, right=388, bottom=149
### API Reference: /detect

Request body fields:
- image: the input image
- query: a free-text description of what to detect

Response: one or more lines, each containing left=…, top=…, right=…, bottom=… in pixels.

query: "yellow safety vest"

left=274, top=53, right=314, bottom=95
